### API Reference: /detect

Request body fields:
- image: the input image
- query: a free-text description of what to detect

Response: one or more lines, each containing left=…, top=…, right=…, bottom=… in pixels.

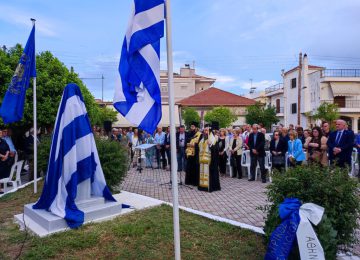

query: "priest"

left=198, top=122, right=221, bottom=192
left=185, top=122, right=201, bottom=186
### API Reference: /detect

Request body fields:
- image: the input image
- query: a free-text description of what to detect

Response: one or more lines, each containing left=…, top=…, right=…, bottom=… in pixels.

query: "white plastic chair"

left=241, top=150, right=251, bottom=179
left=14, top=160, right=24, bottom=187
left=285, top=152, right=289, bottom=171
left=351, top=148, right=358, bottom=177
left=0, top=162, right=17, bottom=193
left=255, top=151, right=272, bottom=181
left=0, top=160, right=24, bottom=193
left=265, top=152, right=273, bottom=182
left=226, top=155, right=233, bottom=177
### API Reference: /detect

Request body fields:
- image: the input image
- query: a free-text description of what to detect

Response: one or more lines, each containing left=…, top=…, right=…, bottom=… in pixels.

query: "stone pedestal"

left=14, top=180, right=122, bottom=237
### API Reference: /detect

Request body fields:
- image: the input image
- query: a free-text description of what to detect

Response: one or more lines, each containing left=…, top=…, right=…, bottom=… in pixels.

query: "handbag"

left=272, top=155, right=285, bottom=166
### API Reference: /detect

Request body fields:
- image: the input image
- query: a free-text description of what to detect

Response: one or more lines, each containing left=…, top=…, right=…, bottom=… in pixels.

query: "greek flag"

left=33, top=83, right=116, bottom=229
left=113, top=0, right=164, bottom=134
left=0, top=25, right=36, bottom=124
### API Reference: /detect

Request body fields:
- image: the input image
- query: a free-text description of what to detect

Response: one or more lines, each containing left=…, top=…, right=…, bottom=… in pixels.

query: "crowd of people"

left=0, top=127, right=39, bottom=183
left=2, top=119, right=356, bottom=192
left=102, top=118, right=360, bottom=193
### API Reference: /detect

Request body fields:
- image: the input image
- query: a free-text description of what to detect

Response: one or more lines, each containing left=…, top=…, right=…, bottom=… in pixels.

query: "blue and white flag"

left=33, top=83, right=116, bottom=229
left=0, top=25, right=36, bottom=124
left=113, top=0, right=164, bottom=134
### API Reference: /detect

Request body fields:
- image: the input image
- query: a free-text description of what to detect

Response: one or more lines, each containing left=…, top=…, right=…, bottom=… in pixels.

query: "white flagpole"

left=31, top=18, right=37, bottom=194
left=165, top=1, right=181, bottom=259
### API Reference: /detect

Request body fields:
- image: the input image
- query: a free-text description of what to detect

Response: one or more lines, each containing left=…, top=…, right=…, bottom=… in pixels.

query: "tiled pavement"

left=120, top=167, right=268, bottom=228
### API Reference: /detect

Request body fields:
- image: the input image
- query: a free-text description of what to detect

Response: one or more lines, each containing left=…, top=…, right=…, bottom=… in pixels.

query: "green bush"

left=38, top=135, right=52, bottom=175
left=261, top=164, right=360, bottom=260
left=37, top=135, right=128, bottom=193
left=95, top=138, right=128, bottom=192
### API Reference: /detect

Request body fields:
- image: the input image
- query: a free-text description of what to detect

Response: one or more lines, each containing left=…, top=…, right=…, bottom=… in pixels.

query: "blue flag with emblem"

left=0, top=25, right=36, bottom=124
left=113, top=0, right=164, bottom=134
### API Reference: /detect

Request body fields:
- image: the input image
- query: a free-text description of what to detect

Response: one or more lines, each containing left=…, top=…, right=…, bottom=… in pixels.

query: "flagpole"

left=31, top=18, right=37, bottom=194
left=165, top=1, right=181, bottom=259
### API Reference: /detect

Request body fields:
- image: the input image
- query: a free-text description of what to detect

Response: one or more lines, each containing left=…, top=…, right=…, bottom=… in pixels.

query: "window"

left=291, top=78, right=297, bottom=89
left=291, top=103, right=297, bottom=114
left=276, top=99, right=280, bottom=113
left=161, top=84, right=168, bottom=92
left=334, top=96, right=345, bottom=108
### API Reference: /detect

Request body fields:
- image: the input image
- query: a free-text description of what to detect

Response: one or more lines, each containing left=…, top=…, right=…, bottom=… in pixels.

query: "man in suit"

left=248, top=124, right=267, bottom=183
left=327, top=119, right=354, bottom=168
left=176, top=125, right=188, bottom=173
left=164, top=126, right=171, bottom=170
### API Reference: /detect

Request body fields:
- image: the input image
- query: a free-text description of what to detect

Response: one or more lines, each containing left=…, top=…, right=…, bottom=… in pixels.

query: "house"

left=98, top=65, right=216, bottom=129
left=177, top=87, right=256, bottom=126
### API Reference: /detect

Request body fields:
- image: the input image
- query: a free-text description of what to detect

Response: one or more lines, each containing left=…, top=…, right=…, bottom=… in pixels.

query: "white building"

left=264, top=83, right=285, bottom=126
left=282, top=54, right=360, bottom=132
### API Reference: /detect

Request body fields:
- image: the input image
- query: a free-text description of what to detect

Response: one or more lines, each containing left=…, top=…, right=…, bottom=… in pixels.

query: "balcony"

left=321, top=99, right=360, bottom=108
left=321, top=69, right=360, bottom=78
left=276, top=107, right=284, bottom=114
left=265, top=83, right=284, bottom=94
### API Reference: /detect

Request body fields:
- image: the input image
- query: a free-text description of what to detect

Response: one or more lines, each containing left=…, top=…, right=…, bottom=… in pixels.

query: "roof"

left=284, top=65, right=324, bottom=75
left=177, top=87, right=256, bottom=107
left=160, top=73, right=216, bottom=81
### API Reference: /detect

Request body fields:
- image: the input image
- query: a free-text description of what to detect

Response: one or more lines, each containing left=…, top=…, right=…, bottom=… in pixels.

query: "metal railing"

left=265, top=83, right=284, bottom=94
left=321, top=99, right=360, bottom=108
left=321, top=69, right=360, bottom=77
left=276, top=107, right=284, bottom=114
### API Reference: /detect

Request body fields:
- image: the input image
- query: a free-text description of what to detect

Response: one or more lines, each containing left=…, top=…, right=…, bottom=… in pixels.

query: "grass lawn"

left=0, top=182, right=266, bottom=259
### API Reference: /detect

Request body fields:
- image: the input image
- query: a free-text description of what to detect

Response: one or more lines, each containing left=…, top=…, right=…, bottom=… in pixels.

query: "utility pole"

left=297, top=52, right=302, bottom=126
left=80, top=76, right=105, bottom=102
left=102, top=74, right=104, bottom=102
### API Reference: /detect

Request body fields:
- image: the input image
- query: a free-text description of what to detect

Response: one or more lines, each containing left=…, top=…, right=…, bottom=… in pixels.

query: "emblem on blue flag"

left=113, top=0, right=164, bottom=134
left=0, top=25, right=36, bottom=124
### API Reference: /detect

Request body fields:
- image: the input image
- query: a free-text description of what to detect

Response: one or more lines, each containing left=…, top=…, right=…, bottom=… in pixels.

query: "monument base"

left=14, top=196, right=122, bottom=237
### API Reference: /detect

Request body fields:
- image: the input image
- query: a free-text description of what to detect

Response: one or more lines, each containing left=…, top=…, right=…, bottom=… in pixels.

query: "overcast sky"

left=1, top=0, right=360, bottom=100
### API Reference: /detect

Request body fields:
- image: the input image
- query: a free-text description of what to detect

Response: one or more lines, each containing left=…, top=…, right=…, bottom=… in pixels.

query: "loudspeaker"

left=103, top=121, right=112, bottom=132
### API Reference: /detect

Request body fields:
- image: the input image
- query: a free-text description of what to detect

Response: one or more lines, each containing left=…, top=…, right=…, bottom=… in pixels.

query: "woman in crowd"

left=303, top=129, right=311, bottom=140
left=131, top=129, right=140, bottom=167
left=287, top=130, right=305, bottom=167
left=269, top=130, right=287, bottom=172
left=281, top=127, right=290, bottom=147
left=0, top=129, right=11, bottom=179
left=217, top=128, right=228, bottom=176
left=304, top=126, right=328, bottom=166
left=229, top=129, right=243, bottom=178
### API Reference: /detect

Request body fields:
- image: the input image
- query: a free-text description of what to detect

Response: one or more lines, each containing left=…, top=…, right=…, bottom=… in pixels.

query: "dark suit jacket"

left=176, top=132, right=188, bottom=150
left=327, top=130, right=354, bottom=167
left=248, top=132, right=265, bottom=157
left=270, top=138, right=287, bottom=155
left=165, top=132, right=171, bottom=146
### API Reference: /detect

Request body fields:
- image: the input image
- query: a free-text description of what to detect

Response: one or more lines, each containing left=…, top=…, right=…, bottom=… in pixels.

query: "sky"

left=1, top=0, right=360, bottom=101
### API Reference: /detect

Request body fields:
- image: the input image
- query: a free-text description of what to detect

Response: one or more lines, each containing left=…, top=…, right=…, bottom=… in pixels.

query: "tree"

left=204, top=106, right=237, bottom=128
left=313, top=102, right=339, bottom=128
left=245, top=102, right=279, bottom=129
left=0, top=44, right=116, bottom=134
left=181, top=107, right=200, bottom=128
